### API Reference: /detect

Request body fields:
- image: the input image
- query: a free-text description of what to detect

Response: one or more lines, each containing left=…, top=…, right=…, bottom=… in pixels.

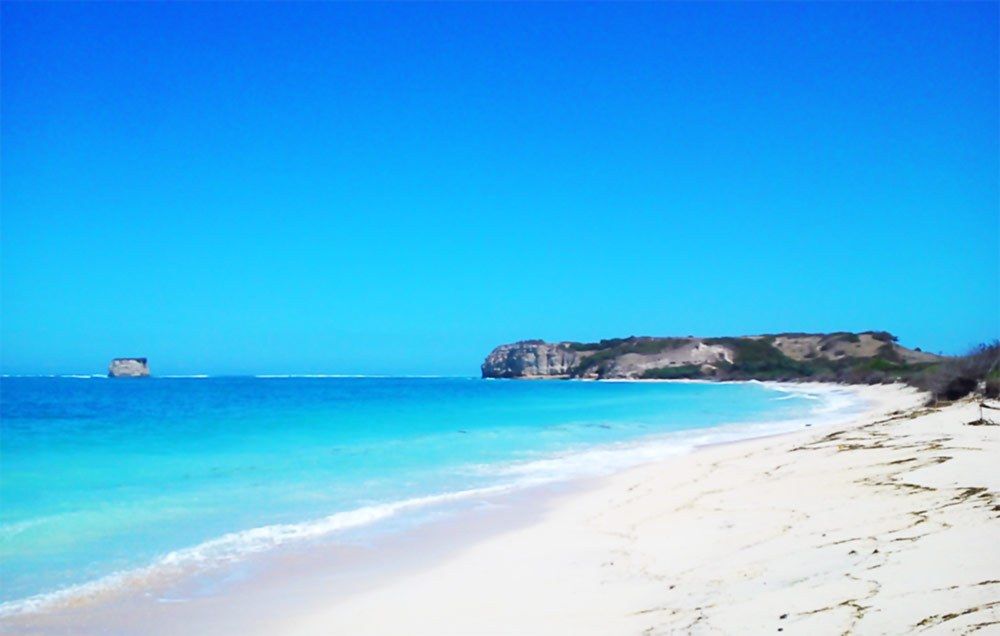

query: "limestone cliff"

left=481, top=341, right=583, bottom=378
left=482, top=332, right=940, bottom=382
left=108, top=358, right=150, bottom=378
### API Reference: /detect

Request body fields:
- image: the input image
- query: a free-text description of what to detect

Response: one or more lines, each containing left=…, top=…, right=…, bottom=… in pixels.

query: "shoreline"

left=1, top=382, right=937, bottom=634
left=0, top=381, right=864, bottom=620
left=274, top=384, right=994, bottom=635
left=2, top=381, right=843, bottom=613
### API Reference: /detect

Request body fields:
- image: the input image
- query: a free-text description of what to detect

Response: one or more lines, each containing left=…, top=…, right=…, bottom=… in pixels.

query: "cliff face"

left=108, top=358, right=150, bottom=378
left=482, top=332, right=941, bottom=382
left=481, top=341, right=582, bottom=378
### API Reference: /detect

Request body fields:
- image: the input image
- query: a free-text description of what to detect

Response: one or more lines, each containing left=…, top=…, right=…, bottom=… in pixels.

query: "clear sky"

left=2, top=2, right=997, bottom=375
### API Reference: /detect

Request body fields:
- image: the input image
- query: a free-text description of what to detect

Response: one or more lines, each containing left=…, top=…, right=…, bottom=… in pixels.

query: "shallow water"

left=0, top=376, right=845, bottom=614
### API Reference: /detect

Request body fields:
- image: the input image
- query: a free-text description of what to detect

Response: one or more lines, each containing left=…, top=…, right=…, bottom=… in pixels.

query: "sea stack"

left=108, top=357, right=150, bottom=378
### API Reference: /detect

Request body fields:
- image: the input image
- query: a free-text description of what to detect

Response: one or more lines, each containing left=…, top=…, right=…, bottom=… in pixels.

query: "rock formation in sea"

left=481, top=332, right=940, bottom=382
left=108, top=357, right=150, bottom=377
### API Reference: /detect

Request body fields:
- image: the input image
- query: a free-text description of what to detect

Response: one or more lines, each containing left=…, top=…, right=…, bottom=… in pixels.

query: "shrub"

left=911, top=341, right=1000, bottom=401
left=569, top=337, right=691, bottom=375
left=940, top=376, right=979, bottom=401
left=868, top=331, right=898, bottom=343
left=640, top=365, right=703, bottom=380
left=819, top=332, right=862, bottom=351
left=875, top=343, right=904, bottom=364
left=705, top=337, right=806, bottom=378
left=567, top=338, right=625, bottom=352
left=985, top=378, right=1000, bottom=399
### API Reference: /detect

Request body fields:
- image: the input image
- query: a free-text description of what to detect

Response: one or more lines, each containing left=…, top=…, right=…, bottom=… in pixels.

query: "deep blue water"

left=0, top=376, right=830, bottom=613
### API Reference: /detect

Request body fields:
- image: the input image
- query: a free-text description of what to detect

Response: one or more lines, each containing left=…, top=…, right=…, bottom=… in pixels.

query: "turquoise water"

left=0, top=376, right=836, bottom=613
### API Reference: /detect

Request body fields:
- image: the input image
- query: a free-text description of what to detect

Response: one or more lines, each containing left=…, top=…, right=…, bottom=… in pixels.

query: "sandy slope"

left=283, top=385, right=1000, bottom=635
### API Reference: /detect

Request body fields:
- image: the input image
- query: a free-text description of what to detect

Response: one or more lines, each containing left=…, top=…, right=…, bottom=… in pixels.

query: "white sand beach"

left=274, top=384, right=998, bottom=635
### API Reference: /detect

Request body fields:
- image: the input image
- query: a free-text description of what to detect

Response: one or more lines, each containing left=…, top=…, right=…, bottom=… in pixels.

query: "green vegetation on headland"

left=637, top=338, right=998, bottom=402
left=642, top=338, right=999, bottom=402
left=482, top=332, right=1000, bottom=403
left=568, top=337, right=689, bottom=376
left=639, top=365, right=704, bottom=380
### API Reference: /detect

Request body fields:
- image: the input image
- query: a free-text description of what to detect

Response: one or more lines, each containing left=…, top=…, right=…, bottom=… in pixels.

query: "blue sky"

left=2, top=2, right=997, bottom=375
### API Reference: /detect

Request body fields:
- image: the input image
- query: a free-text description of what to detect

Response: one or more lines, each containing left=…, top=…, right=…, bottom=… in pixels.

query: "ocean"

left=0, top=376, right=860, bottom=616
